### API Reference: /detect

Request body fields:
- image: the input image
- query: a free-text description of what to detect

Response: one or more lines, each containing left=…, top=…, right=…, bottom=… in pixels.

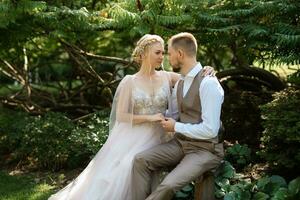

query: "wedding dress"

left=49, top=71, right=173, bottom=200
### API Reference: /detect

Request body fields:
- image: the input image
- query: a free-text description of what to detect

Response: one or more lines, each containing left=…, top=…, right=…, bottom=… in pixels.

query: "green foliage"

left=215, top=161, right=300, bottom=200
left=259, top=88, right=300, bottom=173
left=0, top=108, right=29, bottom=155
left=19, top=112, right=76, bottom=170
left=287, top=69, right=300, bottom=86
left=0, top=108, right=110, bottom=170
left=288, top=177, right=300, bottom=199
left=222, top=90, right=273, bottom=147
left=0, top=0, right=299, bottom=78
left=192, top=0, right=300, bottom=67
left=215, top=161, right=254, bottom=200
left=0, top=0, right=47, bottom=28
left=174, top=183, right=194, bottom=199
left=225, top=144, right=251, bottom=170
left=255, top=176, right=300, bottom=200
left=68, top=110, right=109, bottom=166
left=256, top=176, right=287, bottom=197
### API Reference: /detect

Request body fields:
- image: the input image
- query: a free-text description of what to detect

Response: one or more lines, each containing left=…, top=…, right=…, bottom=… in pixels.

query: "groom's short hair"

left=168, top=32, right=198, bottom=57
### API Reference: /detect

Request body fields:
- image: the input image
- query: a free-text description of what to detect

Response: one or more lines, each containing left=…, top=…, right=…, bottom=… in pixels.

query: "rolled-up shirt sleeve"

left=174, top=77, right=224, bottom=140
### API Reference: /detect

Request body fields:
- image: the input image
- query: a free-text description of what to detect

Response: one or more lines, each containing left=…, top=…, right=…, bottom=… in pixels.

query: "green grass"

left=0, top=171, right=54, bottom=200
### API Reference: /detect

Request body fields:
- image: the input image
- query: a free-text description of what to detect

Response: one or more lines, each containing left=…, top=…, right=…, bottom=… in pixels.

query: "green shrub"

left=0, top=108, right=110, bottom=170
left=222, top=90, right=273, bottom=148
left=259, top=88, right=300, bottom=174
left=19, top=112, right=76, bottom=170
left=225, top=144, right=251, bottom=170
left=0, top=108, right=29, bottom=156
left=68, top=110, right=109, bottom=168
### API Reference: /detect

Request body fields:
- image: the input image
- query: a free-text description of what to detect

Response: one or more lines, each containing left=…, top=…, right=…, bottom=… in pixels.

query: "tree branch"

left=60, top=40, right=136, bottom=67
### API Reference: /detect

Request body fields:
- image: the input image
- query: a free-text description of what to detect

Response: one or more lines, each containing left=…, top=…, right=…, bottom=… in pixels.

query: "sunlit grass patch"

left=0, top=171, right=54, bottom=200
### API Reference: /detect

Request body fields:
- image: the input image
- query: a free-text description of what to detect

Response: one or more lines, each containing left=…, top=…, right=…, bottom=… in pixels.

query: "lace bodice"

left=133, top=85, right=168, bottom=115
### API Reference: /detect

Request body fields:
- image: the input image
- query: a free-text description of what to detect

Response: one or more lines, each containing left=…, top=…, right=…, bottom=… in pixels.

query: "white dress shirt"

left=171, top=63, right=224, bottom=140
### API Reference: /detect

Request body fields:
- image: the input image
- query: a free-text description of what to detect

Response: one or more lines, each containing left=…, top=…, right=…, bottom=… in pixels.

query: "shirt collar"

left=181, top=62, right=203, bottom=79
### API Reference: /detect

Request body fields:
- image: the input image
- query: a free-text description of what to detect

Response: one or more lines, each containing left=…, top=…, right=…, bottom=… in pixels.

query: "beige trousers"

left=131, top=138, right=224, bottom=200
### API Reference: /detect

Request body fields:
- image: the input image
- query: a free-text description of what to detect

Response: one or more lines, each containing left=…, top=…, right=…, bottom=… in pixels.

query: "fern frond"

left=207, top=25, right=241, bottom=34
left=218, top=7, right=256, bottom=18
left=17, top=0, right=47, bottom=14
left=272, top=23, right=299, bottom=35
left=274, top=33, right=300, bottom=46
left=197, top=13, right=232, bottom=25
left=277, top=53, right=300, bottom=65
left=108, top=4, right=140, bottom=28
left=157, top=15, right=192, bottom=26
left=243, top=25, right=269, bottom=38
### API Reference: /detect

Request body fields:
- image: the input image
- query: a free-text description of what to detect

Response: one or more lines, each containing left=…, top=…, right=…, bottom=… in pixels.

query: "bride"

left=48, top=34, right=180, bottom=200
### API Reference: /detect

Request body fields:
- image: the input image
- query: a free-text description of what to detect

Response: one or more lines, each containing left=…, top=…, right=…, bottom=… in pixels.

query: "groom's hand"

left=160, top=117, right=175, bottom=132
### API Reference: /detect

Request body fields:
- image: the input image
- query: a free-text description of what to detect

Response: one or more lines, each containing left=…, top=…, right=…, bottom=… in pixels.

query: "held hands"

left=149, top=114, right=176, bottom=132
left=202, top=66, right=216, bottom=77
left=160, top=117, right=176, bottom=132
left=149, top=113, right=165, bottom=122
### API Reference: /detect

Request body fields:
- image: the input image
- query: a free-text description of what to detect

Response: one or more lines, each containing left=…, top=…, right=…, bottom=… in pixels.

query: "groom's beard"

left=172, top=67, right=180, bottom=73
left=171, top=60, right=183, bottom=73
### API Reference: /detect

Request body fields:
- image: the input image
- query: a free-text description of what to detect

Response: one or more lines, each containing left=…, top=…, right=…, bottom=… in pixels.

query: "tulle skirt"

left=48, top=122, right=165, bottom=200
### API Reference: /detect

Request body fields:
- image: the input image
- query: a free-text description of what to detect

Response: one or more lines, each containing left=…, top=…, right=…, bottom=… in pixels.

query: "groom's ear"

left=178, top=49, right=184, bottom=59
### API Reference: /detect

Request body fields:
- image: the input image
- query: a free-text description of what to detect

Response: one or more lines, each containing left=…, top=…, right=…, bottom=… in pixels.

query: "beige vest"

left=175, top=70, right=220, bottom=147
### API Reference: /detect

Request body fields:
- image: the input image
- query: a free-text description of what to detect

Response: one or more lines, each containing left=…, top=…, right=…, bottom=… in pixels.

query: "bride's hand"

left=202, top=66, right=216, bottom=77
left=149, top=113, right=164, bottom=122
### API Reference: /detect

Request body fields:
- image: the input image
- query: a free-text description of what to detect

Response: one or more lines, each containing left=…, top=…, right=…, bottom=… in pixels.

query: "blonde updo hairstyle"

left=132, top=34, right=164, bottom=74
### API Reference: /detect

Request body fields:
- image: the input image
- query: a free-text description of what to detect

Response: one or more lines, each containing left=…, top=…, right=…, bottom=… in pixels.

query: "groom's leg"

left=131, top=139, right=184, bottom=200
left=146, top=149, right=222, bottom=200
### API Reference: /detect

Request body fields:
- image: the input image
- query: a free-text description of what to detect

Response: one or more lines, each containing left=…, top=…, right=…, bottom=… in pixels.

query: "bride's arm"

left=117, top=106, right=165, bottom=124
left=132, top=113, right=164, bottom=124
left=117, top=109, right=164, bottom=125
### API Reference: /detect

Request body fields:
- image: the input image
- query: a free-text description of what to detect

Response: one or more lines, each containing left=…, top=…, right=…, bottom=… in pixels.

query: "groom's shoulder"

left=202, top=75, right=219, bottom=83
left=201, top=76, right=222, bottom=88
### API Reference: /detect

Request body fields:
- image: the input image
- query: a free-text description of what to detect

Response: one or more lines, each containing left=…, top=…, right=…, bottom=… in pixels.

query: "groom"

left=131, top=32, right=224, bottom=200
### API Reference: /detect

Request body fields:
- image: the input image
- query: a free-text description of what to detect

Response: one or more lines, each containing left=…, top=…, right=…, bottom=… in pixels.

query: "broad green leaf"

left=253, top=192, right=269, bottom=200
left=215, top=189, right=226, bottom=198
left=181, top=184, right=193, bottom=192
left=240, top=190, right=251, bottom=200
left=270, top=175, right=287, bottom=188
left=257, top=176, right=287, bottom=195
left=175, top=191, right=189, bottom=198
left=273, top=187, right=289, bottom=200
left=221, top=161, right=235, bottom=179
left=224, top=192, right=236, bottom=200
left=288, top=177, right=300, bottom=195
left=215, top=178, right=230, bottom=187
left=257, top=177, right=270, bottom=191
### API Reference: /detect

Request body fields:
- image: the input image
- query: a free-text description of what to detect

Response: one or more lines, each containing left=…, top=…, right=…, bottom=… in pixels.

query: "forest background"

left=0, top=0, right=299, bottom=199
